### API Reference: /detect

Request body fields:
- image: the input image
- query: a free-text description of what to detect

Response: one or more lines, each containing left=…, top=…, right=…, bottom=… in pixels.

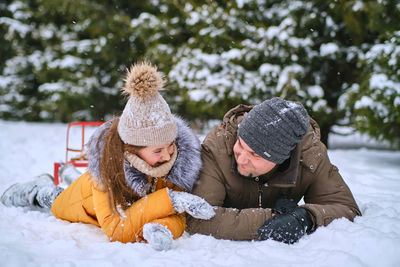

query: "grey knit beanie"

left=117, top=61, right=177, bottom=146
left=238, top=97, right=309, bottom=164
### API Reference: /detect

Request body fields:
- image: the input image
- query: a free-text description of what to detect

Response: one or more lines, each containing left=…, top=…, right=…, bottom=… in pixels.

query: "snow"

left=235, top=0, right=252, bottom=9
left=0, top=17, right=31, bottom=37
left=276, top=64, right=304, bottom=93
left=352, top=1, right=364, bottom=11
left=320, top=42, right=339, bottom=57
left=186, top=11, right=200, bottom=25
left=354, top=95, right=374, bottom=109
left=1, top=120, right=400, bottom=267
left=307, top=85, right=324, bottom=98
left=354, top=95, right=389, bottom=117
left=62, top=39, right=94, bottom=53
left=38, top=82, right=65, bottom=93
left=370, top=73, right=400, bottom=94
left=169, top=50, right=262, bottom=102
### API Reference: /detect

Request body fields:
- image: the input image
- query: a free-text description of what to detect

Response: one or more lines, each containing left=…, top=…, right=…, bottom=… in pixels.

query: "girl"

left=1, top=62, right=214, bottom=250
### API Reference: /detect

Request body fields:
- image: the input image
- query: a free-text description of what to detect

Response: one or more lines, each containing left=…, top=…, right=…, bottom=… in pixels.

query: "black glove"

left=258, top=207, right=313, bottom=244
left=272, top=195, right=298, bottom=215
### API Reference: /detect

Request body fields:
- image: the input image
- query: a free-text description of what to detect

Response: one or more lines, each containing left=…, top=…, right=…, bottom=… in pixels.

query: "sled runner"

left=53, top=121, right=103, bottom=185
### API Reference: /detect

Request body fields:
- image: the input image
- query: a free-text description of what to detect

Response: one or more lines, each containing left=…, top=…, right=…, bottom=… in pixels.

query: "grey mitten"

left=167, top=189, right=215, bottom=220
left=143, top=223, right=173, bottom=251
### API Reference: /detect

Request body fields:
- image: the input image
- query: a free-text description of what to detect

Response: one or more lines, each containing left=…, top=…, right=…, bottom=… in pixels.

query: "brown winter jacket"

left=187, top=104, right=361, bottom=240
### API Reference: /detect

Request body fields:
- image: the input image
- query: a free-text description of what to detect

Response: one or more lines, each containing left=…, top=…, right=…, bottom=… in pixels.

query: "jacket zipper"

left=255, top=176, right=263, bottom=208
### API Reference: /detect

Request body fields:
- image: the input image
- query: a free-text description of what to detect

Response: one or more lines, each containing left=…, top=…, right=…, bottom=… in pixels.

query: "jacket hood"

left=86, top=115, right=202, bottom=196
left=222, top=104, right=253, bottom=156
left=222, top=104, right=320, bottom=187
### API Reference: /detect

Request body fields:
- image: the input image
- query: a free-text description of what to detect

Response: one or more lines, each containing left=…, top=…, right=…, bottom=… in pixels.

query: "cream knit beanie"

left=117, top=61, right=177, bottom=146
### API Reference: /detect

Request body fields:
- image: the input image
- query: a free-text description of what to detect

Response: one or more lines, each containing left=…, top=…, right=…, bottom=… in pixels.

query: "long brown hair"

left=98, top=118, right=141, bottom=212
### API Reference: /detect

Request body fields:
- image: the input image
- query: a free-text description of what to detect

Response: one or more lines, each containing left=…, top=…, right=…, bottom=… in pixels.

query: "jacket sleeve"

left=92, top=187, right=179, bottom=243
left=300, top=145, right=361, bottom=229
left=187, top=145, right=272, bottom=240
left=150, top=215, right=186, bottom=239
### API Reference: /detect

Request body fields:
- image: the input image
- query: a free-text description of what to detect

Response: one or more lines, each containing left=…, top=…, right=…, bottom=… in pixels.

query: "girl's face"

left=137, top=142, right=175, bottom=167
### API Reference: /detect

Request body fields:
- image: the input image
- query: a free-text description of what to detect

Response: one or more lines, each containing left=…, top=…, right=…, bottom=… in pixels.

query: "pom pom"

left=122, top=61, right=165, bottom=99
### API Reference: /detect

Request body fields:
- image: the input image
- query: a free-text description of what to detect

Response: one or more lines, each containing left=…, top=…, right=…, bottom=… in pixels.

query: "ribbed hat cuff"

left=119, top=122, right=177, bottom=146
left=238, top=129, right=288, bottom=164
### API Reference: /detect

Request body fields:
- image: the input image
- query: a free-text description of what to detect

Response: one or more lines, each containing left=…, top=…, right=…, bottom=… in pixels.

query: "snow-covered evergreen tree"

left=1, top=0, right=399, bottom=147
left=0, top=0, right=153, bottom=121
left=166, top=0, right=399, bottom=146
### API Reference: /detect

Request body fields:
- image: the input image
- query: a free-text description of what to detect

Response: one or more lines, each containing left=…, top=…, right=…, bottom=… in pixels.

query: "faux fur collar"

left=86, top=116, right=202, bottom=196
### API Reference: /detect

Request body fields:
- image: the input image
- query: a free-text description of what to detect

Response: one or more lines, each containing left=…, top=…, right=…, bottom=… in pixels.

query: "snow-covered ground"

left=1, top=120, right=399, bottom=267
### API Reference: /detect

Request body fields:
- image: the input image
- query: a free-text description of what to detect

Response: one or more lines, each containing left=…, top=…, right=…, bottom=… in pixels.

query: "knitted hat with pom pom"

left=117, top=61, right=177, bottom=146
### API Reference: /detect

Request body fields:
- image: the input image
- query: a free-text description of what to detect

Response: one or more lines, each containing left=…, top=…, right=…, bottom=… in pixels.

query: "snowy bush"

left=0, top=0, right=399, bottom=147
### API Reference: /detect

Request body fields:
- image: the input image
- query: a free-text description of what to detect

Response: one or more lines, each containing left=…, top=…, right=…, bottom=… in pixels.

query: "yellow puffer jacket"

left=51, top=116, right=202, bottom=243
left=51, top=172, right=185, bottom=243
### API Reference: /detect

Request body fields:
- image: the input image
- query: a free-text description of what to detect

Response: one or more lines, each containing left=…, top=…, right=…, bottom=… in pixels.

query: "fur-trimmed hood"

left=86, top=116, right=202, bottom=197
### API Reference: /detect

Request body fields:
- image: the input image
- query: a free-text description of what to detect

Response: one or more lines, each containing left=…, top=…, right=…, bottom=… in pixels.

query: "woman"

left=1, top=61, right=214, bottom=250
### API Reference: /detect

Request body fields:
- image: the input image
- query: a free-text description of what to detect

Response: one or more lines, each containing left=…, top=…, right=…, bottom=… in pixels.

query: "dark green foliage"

left=0, top=0, right=399, bottom=148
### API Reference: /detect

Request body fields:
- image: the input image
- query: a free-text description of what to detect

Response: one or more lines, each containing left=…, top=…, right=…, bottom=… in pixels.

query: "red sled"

left=53, top=121, right=103, bottom=185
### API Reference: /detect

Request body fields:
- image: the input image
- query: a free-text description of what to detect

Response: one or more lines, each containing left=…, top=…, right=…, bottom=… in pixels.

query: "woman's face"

left=136, top=142, right=175, bottom=167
